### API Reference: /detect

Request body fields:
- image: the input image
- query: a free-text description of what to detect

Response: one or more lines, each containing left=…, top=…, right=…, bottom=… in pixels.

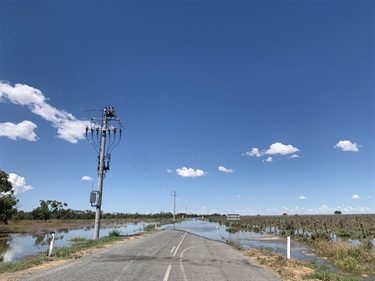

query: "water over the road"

left=1, top=219, right=349, bottom=264
left=161, top=219, right=323, bottom=263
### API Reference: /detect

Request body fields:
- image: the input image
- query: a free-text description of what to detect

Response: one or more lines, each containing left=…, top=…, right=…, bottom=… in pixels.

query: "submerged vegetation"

left=211, top=214, right=375, bottom=279
left=210, top=214, right=375, bottom=240
left=314, top=240, right=375, bottom=275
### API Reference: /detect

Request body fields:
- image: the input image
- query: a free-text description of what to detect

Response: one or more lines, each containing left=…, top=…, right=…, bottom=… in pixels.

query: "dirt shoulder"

left=244, top=248, right=318, bottom=281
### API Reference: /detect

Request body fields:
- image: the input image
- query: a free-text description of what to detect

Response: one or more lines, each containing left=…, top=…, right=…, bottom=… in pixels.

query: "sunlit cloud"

left=81, top=176, right=93, bottom=181
left=299, top=196, right=307, bottom=200
left=8, top=173, right=33, bottom=195
left=334, top=140, right=360, bottom=152
left=176, top=167, right=207, bottom=178
left=0, top=120, right=38, bottom=141
left=351, top=194, right=361, bottom=199
left=233, top=204, right=372, bottom=215
left=218, top=166, right=234, bottom=173
left=289, top=154, right=300, bottom=159
left=265, top=142, right=299, bottom=155
left=245, top=148, right=262, bottom=157
left=246, top=143, right=300, bottom=162
left=263, top=157, right=273, bottom=162
left=0, top=82, right=90, bottom=143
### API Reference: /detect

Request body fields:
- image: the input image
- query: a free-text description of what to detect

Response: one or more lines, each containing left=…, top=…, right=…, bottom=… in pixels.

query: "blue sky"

left=0, top=0, right=374, bottom=215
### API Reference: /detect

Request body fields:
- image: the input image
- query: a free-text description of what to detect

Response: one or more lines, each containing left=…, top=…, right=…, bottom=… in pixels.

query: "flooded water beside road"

left=161, top=219, right=325, bottom=264
left=1, top=219, right=331, bottom=264
left=0, top=222, right=151, bottom=262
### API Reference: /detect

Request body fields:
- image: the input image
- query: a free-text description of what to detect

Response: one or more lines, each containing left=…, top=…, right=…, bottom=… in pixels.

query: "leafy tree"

left=334, top=210, right=342, bottom=215
left=31, top=200, right=51, bottom=221
left=0, top=170, right=13, bottom=193
left=0, top=170, right=18, bottom=224
left=31, top=200, right=68, bottom=221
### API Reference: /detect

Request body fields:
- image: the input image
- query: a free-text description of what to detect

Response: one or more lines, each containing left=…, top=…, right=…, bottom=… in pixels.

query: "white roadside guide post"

left=287, top=236, right=291, bottom=259
left=48, top=232, right=55, bottom=257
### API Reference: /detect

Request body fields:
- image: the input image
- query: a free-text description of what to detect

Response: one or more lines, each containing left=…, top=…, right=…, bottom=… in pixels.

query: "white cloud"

left=81, top=176, right=93, bottom=181
left=246, top=148, right=262, bottom=157
left=8, top=173, right=33, bottom=195
left=57, top=119, right=91, bottom=143
left=334, top=140, right=360, bottom=152
left=265, top=142, right=299, bottom=155
left=176, top=167, right=207, bottom=178
left=166, top=169, right=172, bottom=174
left=218, top=166, right=234, bottom=173
left=289, top=154, right=300, bottom=159
left=351, top=194, right=361, bottom=199
left=263, top=157, right=273, bottom=162
left=204, top=204, right=373, bottom=216
left=299, top=196, right=307, bottom=200
left=0, top=82, right=90, bottom=143
left=317, top=205, right=330, bottom=213
left=0, top=120, right=38, bottom=141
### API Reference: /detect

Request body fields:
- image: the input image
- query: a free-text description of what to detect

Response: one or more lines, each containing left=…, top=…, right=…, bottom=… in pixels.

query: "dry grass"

left=245, top=248, right=317, bottom=281
left=244, top=247, right=369, bottom=281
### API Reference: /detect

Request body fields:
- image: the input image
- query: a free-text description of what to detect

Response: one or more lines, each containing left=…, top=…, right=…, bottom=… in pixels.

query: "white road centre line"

left=173, top=232, right=187, bottom=257
left=163, top=264, right=172, bottom=281
left=170, top=246, right=176, bottom=253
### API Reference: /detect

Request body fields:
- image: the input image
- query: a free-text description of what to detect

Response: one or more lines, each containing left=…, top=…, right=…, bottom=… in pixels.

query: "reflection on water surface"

left=2, top=219, right=364, bottom=264
left=0, top=222, right=150, bottom=262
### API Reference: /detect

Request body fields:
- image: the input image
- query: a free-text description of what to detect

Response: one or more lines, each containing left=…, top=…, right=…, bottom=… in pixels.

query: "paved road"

left=20, top=230, right=281, bottom=281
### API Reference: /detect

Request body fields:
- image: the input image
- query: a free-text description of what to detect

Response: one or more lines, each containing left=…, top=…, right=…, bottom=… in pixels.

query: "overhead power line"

left=3, top=2, right=175, bottom=199
left=11, top=1, right=97, bottom=108
left=43, top=1, right=111, bottom=106
left=0, top=22, right=85, bottom=112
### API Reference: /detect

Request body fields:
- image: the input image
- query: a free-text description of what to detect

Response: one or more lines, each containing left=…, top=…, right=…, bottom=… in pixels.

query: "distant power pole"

left=172, top=191, right=177, bottom=221
left=86, top=107, right=122, bottom=239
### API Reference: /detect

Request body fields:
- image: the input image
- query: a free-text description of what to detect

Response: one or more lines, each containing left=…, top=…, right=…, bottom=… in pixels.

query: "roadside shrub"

left=143, top=224, right=156, bottom=232
left=311, top=231, right=331, bottom=241
left=226, top=227, right=238, bottom=233
left=109, top=229, right=121, bottom=237
left=314, top=240, right=375, bottom=274
left=305, top=264, right=363, bottom=281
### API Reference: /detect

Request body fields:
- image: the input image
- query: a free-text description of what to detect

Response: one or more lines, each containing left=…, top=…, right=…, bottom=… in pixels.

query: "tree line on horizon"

left=1, top=169, right=220, bottom=223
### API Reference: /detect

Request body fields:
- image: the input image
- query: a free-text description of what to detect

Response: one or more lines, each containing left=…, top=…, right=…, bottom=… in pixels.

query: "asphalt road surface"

left=20, top=230, right=281, bottom=281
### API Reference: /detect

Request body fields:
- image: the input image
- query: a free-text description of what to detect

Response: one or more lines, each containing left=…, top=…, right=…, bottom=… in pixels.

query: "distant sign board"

left=227, top=214, right=240, bottom=221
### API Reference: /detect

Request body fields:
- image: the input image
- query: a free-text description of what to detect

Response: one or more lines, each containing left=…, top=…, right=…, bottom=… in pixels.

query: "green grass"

left=143, top=224, right=156, bottom=232
left=0, top=254, right=48, bottom=274
left=314, top=240, right=375, bottom=275
left=304, top=264, right=363, bottom=281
